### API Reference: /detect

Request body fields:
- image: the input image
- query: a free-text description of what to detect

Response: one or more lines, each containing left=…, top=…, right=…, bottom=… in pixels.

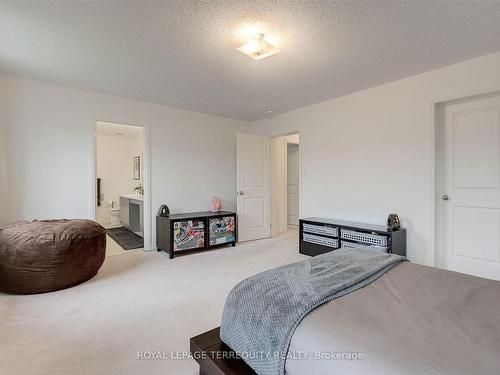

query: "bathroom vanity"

left=120, top=194, right=144, bottom=237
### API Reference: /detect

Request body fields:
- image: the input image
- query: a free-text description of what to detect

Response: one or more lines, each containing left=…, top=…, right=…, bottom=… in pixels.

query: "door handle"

left=441, top=194, right=449, bottom=201
left=237, top=191, right=245, bottom=195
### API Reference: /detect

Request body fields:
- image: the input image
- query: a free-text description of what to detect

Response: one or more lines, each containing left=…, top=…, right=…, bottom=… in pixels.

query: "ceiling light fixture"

left=236, top=33, right=280, bottom=60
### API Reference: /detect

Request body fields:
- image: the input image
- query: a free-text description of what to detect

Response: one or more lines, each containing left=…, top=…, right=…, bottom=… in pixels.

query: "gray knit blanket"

left=220, top=248, right=407, bottom=375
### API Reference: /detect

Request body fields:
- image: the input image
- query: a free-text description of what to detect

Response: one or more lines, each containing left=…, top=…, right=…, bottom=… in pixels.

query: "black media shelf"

left=299, top=217, right=406, bottom=257
left=156, top=211, right=237, bottom=259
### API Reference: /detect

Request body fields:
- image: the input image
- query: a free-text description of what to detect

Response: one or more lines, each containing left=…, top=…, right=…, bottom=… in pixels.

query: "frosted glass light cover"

left=236, top=34, right=280, bottom=60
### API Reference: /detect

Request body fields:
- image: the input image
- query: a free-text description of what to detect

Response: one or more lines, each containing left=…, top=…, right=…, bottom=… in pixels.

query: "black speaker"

left=386, top=214, right=400, bottom=231
left=157, top=205, right=170, bottom=217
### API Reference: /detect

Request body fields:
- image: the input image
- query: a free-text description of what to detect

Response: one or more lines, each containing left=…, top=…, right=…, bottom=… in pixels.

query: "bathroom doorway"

left=93, top=121, right=147, bottom=253
left=270, top=133, right=300, bottom=237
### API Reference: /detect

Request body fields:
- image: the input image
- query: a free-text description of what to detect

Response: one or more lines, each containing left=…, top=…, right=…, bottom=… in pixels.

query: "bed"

left=190, top=248, right=500, bottom=375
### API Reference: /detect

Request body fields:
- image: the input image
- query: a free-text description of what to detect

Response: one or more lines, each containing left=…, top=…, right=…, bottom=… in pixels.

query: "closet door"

left=438, top=94, right=500, bottom=280
left=236, top=133, right=270, bottom=242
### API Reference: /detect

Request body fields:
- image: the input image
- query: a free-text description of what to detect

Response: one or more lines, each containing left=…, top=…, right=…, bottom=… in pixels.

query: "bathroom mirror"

left=133, top=156, right=140, bottom=180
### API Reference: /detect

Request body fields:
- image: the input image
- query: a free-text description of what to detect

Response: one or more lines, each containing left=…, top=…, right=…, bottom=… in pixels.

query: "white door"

left=287, top=143, right=299, bottom=226
left=438, top=94, right=500, bottom=281
left=237, top=133, right=271, bottom=242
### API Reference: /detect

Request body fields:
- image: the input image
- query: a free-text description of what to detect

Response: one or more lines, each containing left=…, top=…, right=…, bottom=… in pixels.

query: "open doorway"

left=271, top=133, right=300, bottom=237
left=95, top=121, right=145, bottom=254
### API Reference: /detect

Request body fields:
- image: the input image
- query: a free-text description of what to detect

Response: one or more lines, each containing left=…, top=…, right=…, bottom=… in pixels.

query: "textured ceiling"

left=1, top=1, right=500, bottom=121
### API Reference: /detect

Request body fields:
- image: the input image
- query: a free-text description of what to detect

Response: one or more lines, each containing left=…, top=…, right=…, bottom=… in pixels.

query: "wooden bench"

left=190, top=327, right=255, bottom=375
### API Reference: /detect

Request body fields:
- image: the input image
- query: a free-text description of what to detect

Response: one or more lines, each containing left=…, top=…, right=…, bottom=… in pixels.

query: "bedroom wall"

left=287, top=142, right=299, bottom=226
left=0, top=75, right=249, bottom=245
left=270, top=136, right=287, bottom=236
left=0, top=76, right=7, bottom=226
left=251, top=51, right=500, bottom=266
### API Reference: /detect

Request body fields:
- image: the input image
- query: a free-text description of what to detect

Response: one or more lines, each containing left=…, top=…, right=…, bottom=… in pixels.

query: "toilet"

left=108, top=208, right=121, bottom=226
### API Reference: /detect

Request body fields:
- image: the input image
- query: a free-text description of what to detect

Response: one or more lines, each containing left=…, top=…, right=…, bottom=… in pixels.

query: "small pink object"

left=210, top=197, right=222, bottom=212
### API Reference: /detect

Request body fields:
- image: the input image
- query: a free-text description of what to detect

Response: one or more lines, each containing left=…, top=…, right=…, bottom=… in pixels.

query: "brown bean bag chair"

left=0, top=219, right=106, bottom=294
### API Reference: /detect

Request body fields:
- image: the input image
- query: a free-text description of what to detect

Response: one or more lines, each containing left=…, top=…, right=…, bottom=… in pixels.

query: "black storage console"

left=299, top=217, right=406, bottom=257
left=157, top=211, right=237, bottom=259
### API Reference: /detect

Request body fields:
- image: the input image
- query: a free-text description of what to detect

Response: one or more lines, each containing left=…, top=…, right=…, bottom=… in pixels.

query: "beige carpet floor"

left=0, top=229, right=305, bottom=375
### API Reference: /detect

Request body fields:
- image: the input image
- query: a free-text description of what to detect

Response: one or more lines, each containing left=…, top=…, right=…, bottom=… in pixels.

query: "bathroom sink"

left=120, top=194, right=144, bottom=201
